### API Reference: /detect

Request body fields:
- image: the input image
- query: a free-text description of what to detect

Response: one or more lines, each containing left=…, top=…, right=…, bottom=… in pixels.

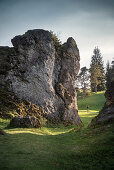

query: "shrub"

left=50, top=31, right=62, bottom=52
left=0, top=88, right=47, bottom=127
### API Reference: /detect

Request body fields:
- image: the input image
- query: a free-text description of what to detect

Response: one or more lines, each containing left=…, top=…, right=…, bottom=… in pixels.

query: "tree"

left=106, top=59, right=114, bottom=89
left=76, top=67, right=90, bottom=95
left=106, top=61, right=111, bottom=88
left=50, top=31, right=62, bottom=52
left=90, top=47, right=105, bottom=92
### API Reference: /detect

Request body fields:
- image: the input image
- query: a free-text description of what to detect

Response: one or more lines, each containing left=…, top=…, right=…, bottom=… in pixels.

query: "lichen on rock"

left=0, top=29, right=82, bottom=125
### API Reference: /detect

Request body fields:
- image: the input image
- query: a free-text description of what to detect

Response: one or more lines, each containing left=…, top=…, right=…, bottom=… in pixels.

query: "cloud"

left=0, top=0, right=114, bottom=67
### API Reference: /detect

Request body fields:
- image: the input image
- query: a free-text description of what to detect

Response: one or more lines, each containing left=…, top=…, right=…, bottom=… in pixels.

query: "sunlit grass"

left=5, top=126, right=74, bottom=136
left=92, top=91, right=105, bottom=94
left=0, top=91, right=113, bottom=170
left=0, top=118, right=75, bottom=136
left=79, top=110, right=98, bottom=127
left=0, top=110, right=99, bottom=136
left=0, top=91, right=105, bottom=135
left=77, top=91, right=105, bottom=127
left=2, top=109, right=98, bottom=135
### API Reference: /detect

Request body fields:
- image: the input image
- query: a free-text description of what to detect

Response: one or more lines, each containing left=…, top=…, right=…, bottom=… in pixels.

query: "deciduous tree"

left=76, top=66, right=90, bottom=95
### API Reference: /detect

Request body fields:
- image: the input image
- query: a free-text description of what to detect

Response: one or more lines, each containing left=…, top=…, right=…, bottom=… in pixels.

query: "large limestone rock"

left=0, top=29, right=82, bottom=125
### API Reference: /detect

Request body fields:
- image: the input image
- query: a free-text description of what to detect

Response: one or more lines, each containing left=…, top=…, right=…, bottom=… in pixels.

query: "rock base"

left=10, top=116, right=41, bottom=128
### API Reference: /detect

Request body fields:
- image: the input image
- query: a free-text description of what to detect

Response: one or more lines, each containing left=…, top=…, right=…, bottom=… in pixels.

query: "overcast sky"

left=0, top=0, right=114, bottom=68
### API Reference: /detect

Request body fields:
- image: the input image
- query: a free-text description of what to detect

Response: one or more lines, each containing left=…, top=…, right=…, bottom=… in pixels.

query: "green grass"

left=78, top=91, right=106, bottom=126
left=78, top=91, right=106, bottom=111
left=79, top=110, right=98, bottom=127
left=0, top=91, right=114, bottom=170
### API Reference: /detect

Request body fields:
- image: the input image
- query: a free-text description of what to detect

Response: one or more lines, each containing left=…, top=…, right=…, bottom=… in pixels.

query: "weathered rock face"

left=90, top=81, right=114, bottom=127
left=0, top=29, right=82, bottom=125
left=56, top=38, right=80, bottom=123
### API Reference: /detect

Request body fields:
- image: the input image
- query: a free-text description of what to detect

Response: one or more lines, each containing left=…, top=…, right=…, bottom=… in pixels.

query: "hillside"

left=78, top=91, right=106, bottom=111
left=0, top=92, right=114, bottom=170
left=78, top=91, right=106, bottom=126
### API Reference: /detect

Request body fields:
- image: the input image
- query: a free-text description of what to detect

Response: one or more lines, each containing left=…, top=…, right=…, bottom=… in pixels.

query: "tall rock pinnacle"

left=0, top=29, right=82, bottom=125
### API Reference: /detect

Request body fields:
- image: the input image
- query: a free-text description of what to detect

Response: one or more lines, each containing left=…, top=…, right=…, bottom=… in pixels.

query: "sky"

left=0, top=0, right=114, bottom=68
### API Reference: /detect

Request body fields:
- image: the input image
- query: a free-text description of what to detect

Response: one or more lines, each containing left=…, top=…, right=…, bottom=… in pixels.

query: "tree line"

left=76, top=47, right=114, bottom=96
left=50, top=32, right=114, bottom=95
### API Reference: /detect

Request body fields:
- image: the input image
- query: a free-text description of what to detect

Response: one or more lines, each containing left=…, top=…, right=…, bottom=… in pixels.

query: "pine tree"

left=106, top=61, right=111, bottom=88
left=106, top=59, right=114, bottom=89
left=90, top=47, right=105, bottom=92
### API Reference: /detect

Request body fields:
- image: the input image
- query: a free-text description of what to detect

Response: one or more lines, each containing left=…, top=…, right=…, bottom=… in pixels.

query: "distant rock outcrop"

left=90, top=81, right=114, bottom=126
left=0, top=29, right=82, bottom=125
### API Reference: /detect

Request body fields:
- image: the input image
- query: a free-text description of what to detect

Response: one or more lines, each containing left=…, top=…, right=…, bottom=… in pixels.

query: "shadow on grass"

left=0, top=110, right=98, bottom=136
left=0, top=124, right=114, bottom=170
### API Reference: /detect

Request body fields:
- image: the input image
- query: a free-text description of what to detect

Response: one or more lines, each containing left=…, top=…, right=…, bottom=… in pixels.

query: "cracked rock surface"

left=0, top=29, right=82, bottom=125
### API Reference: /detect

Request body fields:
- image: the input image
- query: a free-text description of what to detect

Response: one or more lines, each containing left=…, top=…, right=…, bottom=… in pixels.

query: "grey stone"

left=0, top=29, right=82, bottom=125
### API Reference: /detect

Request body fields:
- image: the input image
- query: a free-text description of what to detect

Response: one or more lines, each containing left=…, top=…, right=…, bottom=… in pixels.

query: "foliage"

left=106, top=59, right=114, bottom=89
left=76, top=88, right=91, bottom=98
left=90, top=47, right=106, bottom=92
left=15, top=101, right=47, bottom=118
left=15, top=102, right=47, bottom=127
left=50, top=31, right=62, bottom=52
left=76, top=67, right=90, bottom=95
left=0, top=88, right=18, bottom=119
left=0, top=88, right=47, bottom=127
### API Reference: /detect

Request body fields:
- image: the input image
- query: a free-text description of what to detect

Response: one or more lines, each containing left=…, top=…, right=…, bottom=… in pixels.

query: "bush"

left=8, top=101, right=48, bottom=128
left=0, top=88, right=47, bottom=127
left=50, top=31, right=62, bottom=52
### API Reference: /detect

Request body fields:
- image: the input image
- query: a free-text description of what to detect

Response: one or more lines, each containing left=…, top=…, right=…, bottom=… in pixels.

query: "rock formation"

left=0, top=29, right=82, bottom=125
left=90, top=80, right=114, bottom=127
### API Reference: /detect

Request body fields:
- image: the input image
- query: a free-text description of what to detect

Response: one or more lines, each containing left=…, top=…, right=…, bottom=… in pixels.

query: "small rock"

left=10, top=116, right=41, bottom=128
left=0, top=129, right=6, bottom=135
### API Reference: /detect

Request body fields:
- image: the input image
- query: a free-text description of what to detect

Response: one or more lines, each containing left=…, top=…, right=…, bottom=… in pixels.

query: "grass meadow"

left=0, top=92, right=114, bottom=170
